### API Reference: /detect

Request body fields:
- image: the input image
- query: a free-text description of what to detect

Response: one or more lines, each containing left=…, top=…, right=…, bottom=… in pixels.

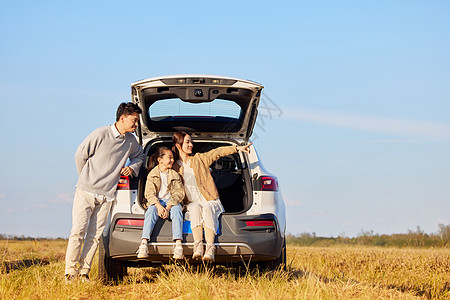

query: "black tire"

left=268, top=238, right=287, bottom=271
left=98, top=237, right=125, bottom=284
left=279, top=238, right=287, bottom=270
left=252, top=238, right=286, bottom=272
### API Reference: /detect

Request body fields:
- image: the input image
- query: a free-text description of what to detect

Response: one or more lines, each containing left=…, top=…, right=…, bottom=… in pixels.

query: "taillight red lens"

left=117, top=175, right=130, bottom=190
left=261, top=176, right=278, bottom=191
left=245, top=220, right=274, bottom=227
left=116, top=219, right=144, bottom=227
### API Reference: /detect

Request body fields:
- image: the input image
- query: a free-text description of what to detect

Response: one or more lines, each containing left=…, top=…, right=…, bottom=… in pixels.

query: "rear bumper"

left=105, top=213, right=284, bottom=263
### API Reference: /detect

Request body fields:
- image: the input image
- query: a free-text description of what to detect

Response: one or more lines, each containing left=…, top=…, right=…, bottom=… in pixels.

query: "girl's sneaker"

left=192, top=241, right=203, bottom=260
left=137, top=243, right=149, bottom=258
left=202, top=244, right=215, bottom=262
left=173, top=246, right=184, bottom=259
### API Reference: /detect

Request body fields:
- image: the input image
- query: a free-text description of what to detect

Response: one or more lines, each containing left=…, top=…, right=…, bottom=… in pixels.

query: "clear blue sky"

left=1, top=1, right=449, bottom=238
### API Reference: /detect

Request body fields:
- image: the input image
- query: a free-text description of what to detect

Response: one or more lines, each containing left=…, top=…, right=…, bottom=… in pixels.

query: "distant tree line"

left=0, top=234, right=66, bottom=241
left=287, top=224, right=450, bottom=248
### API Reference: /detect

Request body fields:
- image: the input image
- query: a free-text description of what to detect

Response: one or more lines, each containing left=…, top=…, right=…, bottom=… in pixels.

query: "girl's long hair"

left=172, top=131, right=190, bottom=161
left=148, top=146, right=172, bottom=172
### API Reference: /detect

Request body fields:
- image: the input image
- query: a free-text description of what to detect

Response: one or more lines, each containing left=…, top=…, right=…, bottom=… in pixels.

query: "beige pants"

left=64, top=189, right=112, bottom=276
left=187, top=200, right=223, bottom=233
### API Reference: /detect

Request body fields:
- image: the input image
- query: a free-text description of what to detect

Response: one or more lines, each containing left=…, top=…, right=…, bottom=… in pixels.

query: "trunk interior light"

left=117, top=175, right=130, bottom=190
left=246, top=220, right=274, bottom=227
left=261, top=176, right=278, bottom=191
left=116, top=219, right=144, bottom=227
left=177, top=79, right=186, bottom=83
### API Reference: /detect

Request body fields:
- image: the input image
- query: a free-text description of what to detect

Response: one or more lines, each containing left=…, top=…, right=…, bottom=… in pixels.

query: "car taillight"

left=116, top=219, right=144, bottom=227
left=117, top=175, right=130, bottom=190
left=245, top=220, right=274, bottom=227
left=261, top=176, right=278, bottom=191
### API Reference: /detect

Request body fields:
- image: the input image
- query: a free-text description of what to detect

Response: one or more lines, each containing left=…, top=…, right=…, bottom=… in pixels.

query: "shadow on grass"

left=1, top=259, right=50, bottom=273
left=122, top=259, right=285, bottom=285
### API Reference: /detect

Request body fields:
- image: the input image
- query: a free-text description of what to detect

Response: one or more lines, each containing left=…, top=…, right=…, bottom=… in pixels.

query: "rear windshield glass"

left=149, top=98, right=241, bottom=119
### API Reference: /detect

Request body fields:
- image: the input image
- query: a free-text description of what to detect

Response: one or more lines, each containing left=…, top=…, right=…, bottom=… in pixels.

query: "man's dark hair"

left=116, top=102, right=142, bottom=121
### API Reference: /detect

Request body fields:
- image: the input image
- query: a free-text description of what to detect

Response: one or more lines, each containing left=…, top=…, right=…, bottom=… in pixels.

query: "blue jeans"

left=141, top=199, right=183, bottom=241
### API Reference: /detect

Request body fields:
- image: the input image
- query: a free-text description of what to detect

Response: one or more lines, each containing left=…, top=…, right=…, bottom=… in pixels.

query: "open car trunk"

left=137, top=138, right=253, bottom=215
left=131, top=75, right=263, bottom=144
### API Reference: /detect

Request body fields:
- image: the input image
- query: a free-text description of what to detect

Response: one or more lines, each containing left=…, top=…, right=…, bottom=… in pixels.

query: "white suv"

left=98, top=75, right=286, bottom=282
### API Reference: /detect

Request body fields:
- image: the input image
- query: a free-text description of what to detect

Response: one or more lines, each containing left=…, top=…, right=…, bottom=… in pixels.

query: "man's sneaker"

left=173, top=246, right=184, bottom=260
left=202, top=244, right=215, bottom=262
left=192, top=241, right=203, bottom=260
left=65, top=274, right=76, bottom=283
left=80, top=274, right=90, bottom=282
left=137, top=243, right=149, bottom=258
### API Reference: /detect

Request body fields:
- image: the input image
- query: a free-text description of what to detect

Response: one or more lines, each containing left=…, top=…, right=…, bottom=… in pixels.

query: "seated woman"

left=172, top=131, right=252, bottom=262
left=137, top=146, right=185, bottom=259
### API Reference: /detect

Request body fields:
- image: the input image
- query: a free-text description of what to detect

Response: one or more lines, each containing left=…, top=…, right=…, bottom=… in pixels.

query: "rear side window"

left=149, top=98, right=241, bottom=120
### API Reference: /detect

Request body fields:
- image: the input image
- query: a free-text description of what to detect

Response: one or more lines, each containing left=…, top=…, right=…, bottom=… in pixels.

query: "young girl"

left=172, top=131, right=252, bottom=262
left=137, top=147, right=185, bottom=259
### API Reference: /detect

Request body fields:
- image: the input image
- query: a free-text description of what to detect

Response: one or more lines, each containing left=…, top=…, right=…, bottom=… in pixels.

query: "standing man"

left=65, top=102, right=145, bottom=282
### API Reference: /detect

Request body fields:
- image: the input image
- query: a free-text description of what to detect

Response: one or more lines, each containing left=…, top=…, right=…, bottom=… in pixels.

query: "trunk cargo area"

left=137, top=139, right=253, bottom=221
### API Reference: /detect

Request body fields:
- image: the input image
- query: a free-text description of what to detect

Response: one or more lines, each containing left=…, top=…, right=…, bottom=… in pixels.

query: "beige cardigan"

left=173, top=145, right=238, bottom=202
left=143, top=166, right=185, bottom=209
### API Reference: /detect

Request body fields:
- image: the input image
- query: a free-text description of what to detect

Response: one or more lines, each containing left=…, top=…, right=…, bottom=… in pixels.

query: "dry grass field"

left=1, top=240, right=449, bottom=299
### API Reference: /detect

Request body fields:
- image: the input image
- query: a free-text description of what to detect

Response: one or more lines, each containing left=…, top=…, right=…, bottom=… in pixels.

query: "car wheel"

left=98, top=237, right=125, bottom=283
left=269, top=238, right=286, bottom=271
left=279, top=238, right=287, bottom=270
left=252, top=238, right=286, bottom=272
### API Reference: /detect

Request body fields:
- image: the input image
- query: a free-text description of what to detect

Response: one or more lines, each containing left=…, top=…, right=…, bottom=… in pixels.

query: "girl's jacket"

left=143, top=166, right=185, bottom=209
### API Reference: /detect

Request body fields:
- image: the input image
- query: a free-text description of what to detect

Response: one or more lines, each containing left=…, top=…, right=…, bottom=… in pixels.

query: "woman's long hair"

left=172, top=131, right=190, bottom=161
left=148, top=146, right=172, bottom=172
